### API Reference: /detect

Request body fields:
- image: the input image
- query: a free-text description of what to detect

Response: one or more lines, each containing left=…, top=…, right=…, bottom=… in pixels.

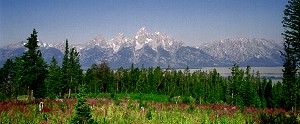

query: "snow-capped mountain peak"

left=0, top=28, right=283, bottom=69
left=135, top=27, right=147, bottom=39
left=133, top=27, right=183, bottom=51
left=200, top=37, right=282, bottom=66
left=82, top=27, right=183, bottom=52
left=87, top=35, right=107, bottom=47
left=109, top=33, right=133, bottom=52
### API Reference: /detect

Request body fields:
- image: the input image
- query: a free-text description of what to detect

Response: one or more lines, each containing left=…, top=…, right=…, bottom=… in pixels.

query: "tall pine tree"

left=20, top=29, right=48, bottom=99
left=62, top=39, right=70, bottom=95
left=282, top=0, right=300, bottom=110
left=69, top=47, right=83, bottom=93
left=96, top=61, right=110, bottom=93
left=61, top=39, right=83, bottom=97
left=0, top=59, right=16, bottom=100
left=45, top=57, right=63, bottom=99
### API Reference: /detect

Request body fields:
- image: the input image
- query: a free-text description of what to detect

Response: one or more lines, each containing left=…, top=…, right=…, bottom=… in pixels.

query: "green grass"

left=17, top=95, right=28, bottom=101
left=87, top=93, right=170, bottom=103
left=1, top=94, right=299, bottom=123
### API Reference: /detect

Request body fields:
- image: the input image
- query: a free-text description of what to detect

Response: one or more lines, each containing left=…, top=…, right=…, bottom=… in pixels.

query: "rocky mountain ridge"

left=0, top=28, right=283, bottom=69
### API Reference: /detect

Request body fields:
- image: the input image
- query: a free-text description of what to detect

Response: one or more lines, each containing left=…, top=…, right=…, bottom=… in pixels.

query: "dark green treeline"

left=82, top=62, right=286, bottom=108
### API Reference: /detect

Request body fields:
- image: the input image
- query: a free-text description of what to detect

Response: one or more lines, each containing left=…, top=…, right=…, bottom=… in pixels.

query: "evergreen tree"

left=259, top=77, right=267, bottom=108
left=13, top=57, right=26, bottom=98
left=69, top=47, right=83, bottom=93
left=115, top=66, right=124, bottom=93
left=96, top=61, right=111, bottom=92
left=163, top=68, right=172, bottom=95
left=61, top=40, right=83, bottom=97
left=265, top=79, right=273, bottom=108
left=84, top=64, right=98, bottom=93
left=45, top=57, right=62, bottom=99
left=147, top=67, right=156, bottom=93
left=129, top=64, right=140, bottom=93
left=71, top=84, right=95, bottom=124
left=153, top=66, right=163, bottom=94
left=272, top=82, right=285, bottom=108
left=61, top=39, right=70, bottom=95
left=282, top=0, right=300, bottom=110
left=121, top=69, right=130, bottom=93
left=137, top=67, right=147, bottom=93
left=108, top=70, right=116, bottom=93
left=240, top=66, right=253, bottom=106
left=0, top=59, right=16, bottom=100
left=20, top=29, right=48, bottom=99
left=184, top=66, right=191, bottom=96
left=228, top=64, right=244, bottom=105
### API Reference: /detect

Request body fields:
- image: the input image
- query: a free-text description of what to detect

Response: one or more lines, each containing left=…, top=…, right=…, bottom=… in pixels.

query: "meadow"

left=1, top=93, right=299, bottom=124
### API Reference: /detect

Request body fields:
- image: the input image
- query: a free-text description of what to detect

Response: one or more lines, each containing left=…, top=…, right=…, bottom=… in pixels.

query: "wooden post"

left=27, top=86, right=31, bottom=101
left=31, top=90, right=33, bottom=100
left=68, top=89, right=71, bottom=98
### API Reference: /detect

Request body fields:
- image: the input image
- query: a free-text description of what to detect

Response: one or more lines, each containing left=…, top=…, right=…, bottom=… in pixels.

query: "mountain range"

left=0, top=27, right=283, bottom=69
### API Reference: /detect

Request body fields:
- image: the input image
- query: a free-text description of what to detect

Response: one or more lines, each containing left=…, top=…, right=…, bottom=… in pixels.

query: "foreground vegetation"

left=1, top=93, right=300, bottom=124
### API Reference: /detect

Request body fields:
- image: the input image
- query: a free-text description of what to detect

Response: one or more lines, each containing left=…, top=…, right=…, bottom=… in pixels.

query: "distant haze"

left=0, top=0, right=286, bottom=46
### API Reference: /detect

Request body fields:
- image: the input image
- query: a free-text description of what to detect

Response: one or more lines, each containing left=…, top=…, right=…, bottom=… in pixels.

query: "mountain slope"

left=200, top=38, right=283, bottom=66
left=0, top=28, right=283, bottom=69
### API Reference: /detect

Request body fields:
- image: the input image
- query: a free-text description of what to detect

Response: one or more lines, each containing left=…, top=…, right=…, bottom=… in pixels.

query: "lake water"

left=183, top=67, right=283, bottom=82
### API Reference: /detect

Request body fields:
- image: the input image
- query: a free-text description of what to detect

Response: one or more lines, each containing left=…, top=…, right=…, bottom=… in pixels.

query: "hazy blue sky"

left=0, top=0, right=287, bottom=46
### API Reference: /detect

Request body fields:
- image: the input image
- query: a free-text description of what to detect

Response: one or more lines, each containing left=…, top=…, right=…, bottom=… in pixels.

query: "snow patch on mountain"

left=200, top=37, right=283, bottom=66
left=0, top=28, right=283, bottom=69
